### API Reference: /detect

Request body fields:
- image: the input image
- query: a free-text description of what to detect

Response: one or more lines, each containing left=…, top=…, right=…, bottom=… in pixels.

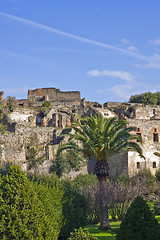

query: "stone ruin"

left=0, top=87, right=160, bottom=178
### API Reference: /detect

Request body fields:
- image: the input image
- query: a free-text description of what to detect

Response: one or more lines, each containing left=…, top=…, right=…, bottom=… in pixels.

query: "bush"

left=26, top=146, right=45, bottom=169
left=71, top=174, right=100, bottom=224
left=32, top=174, right=64, bottom=239
left=51, top=149, right=86, bottom=178
left=59, top=181, right=88, bottom=239
left=73, top=173, right=98, bottom=189
left=68, top=227, right=98, bottom=240
left=42, top=101, right=51, bottom=107
left=116, top=196, right=160, bottom=240
left=156, top=168, right=160, bottom=181
left=0, top=165, right=54, bottom=239
left=0, top=122, right=7, bottom=134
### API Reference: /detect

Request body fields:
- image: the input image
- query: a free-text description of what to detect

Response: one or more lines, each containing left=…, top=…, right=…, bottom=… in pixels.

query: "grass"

left=84, top=221, right=121, bottom=240
left=84, top=207, right=160, bottom=240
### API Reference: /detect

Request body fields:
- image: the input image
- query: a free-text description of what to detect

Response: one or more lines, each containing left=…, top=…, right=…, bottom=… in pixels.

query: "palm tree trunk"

left=95, top=161, right=111, bottom=230
left=98, top=175, right=111, bottom=230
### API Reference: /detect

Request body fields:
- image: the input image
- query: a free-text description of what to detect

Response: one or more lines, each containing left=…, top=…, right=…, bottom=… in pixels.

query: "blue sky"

left=1, top=1, right=160, bottom=103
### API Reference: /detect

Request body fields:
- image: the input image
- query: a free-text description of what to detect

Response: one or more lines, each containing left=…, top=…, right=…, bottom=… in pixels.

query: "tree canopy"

left=129, top=92, right=160, bottom=105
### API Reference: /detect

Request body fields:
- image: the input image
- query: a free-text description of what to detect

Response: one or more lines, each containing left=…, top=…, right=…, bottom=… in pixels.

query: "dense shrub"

left=72, top=174, right=100, bottom=224
left=73, top=173, right=98, bottom=189
left=0, top=165, right=54, bottom=239
left=32, top=174, right=64, bottom=239
left=116, top=196, right=160, bottom=240
left=156, top=168, right=160, bottom=181
left=68, top=228, right=98, bottom=240
left=42, top=101, right=51, bottom=107
left=59, top=181, right=88, bottom=239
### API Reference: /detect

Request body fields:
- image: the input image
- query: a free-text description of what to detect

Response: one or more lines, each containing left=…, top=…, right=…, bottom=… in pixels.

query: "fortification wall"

left=28, top=88, right=80, bottom=103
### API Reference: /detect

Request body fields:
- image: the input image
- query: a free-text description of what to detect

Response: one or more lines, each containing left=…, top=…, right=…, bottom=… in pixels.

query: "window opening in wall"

left=154, top=128, right=157, bottom=132
left=153, top=133, right=158, bottom=142
left=137, top=128, right=140, bottom=132
left=58, top=114, right=63, bottom=127
left=137, top=162, right=140, bottom=169
left=153, top=109, right=156, bottom=115
left=153, top=162, right=156, bottom=168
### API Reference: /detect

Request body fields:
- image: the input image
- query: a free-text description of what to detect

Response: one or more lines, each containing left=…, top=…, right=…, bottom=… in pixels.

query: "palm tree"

left=57, top=114, right=143, bottom=230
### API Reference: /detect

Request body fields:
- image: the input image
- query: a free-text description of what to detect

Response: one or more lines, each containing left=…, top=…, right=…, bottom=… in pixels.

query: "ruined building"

left=0, top=87, right=160, bottom=178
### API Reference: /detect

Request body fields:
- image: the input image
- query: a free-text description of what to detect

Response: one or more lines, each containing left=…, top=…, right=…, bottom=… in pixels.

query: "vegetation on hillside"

left=129, top=92, right=160, bottom=105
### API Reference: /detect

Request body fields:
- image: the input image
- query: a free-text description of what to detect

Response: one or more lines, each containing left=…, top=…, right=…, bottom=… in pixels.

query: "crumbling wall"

left=28, top=88, right=81, bottom=104
left=134, top=106, right=160, bottom=120
left=127, top=118, right=160, bottom=175
left=0, top=91, right=4, bottom=102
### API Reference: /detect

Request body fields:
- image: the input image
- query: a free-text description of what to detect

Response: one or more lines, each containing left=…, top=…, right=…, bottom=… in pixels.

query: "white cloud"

left=137, top=54, right=160, bottom=69
left=0, top=11, right=147, bottom=60
left=149, top=38, right=160, bottom=46
left=87, top=69, right=134, bottom=82
left=127, top=45, right=138, bottom=52
left=120, top=38, right=130, bottom=45
left=96, top=77, right=160, bottom=102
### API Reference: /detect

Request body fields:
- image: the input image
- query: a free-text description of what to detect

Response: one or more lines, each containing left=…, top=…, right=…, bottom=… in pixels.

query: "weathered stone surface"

left=1, top=87, right=160, bottom=178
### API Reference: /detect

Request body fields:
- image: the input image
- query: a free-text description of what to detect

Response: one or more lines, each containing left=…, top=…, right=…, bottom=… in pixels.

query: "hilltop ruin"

left=0, top=87, right=160, bottom=178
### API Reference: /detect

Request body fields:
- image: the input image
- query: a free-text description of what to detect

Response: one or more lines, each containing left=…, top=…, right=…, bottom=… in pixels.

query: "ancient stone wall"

left=134, top=106, right=160, bottom=120
left=28, top=88, right=80, bottom=103
left=0, top=91, right=4, bottom=102
left=127, top=118, right=160, bottom=175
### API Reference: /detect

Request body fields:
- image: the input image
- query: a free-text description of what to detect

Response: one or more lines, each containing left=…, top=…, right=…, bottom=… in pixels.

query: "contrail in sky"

left=0, top=11, right=148, bottom=61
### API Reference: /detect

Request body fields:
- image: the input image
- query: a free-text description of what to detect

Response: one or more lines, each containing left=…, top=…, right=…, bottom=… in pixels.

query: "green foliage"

left=6, top=96, right=16, bottom=109
left=154, top=201, right=160, bottom=215
left=116, top=196, right=160, bottom=240
left=26, top=146, right=45, bottom=169
left=73, top=173, right=98, bottom=189
left=51, top=149, right=86, bottom=178
left=0, top=122, right=7, bottom=134
left=68, top=228, right=98, bottom=240
left=155, top=168, right=160, bottom=181
left=57, top=114, right=143, bottom=230
left=72, top=174, right=100, bottom=224
left=58, top=114, right=143, bottom=164
left=59, top=181, right=88, bottom=239
left=129, top=92, right=160, bottom=105
left=0, top=165, right=55, bottom=239
left=138, top=168, right=155, bottom=186
left=42, top=101, right=51, bottom=107
left=115, top=173, right=130, bottom=185
left=32, top=174, right=64, bottom=239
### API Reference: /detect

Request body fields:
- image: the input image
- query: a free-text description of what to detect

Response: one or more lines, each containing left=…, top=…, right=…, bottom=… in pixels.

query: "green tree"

left=129, top=91, right=159, bottom=105
left=116, top=196, right=160, bottom=240
left=0, top=165, right=54, bottom=239
left=51, top=149, right=86, bottom=178
left=32, top=174, right=64, bottom=239
left=57, top=114, right=143, bottom=230
left=59, top=181, right=88, bottom=239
